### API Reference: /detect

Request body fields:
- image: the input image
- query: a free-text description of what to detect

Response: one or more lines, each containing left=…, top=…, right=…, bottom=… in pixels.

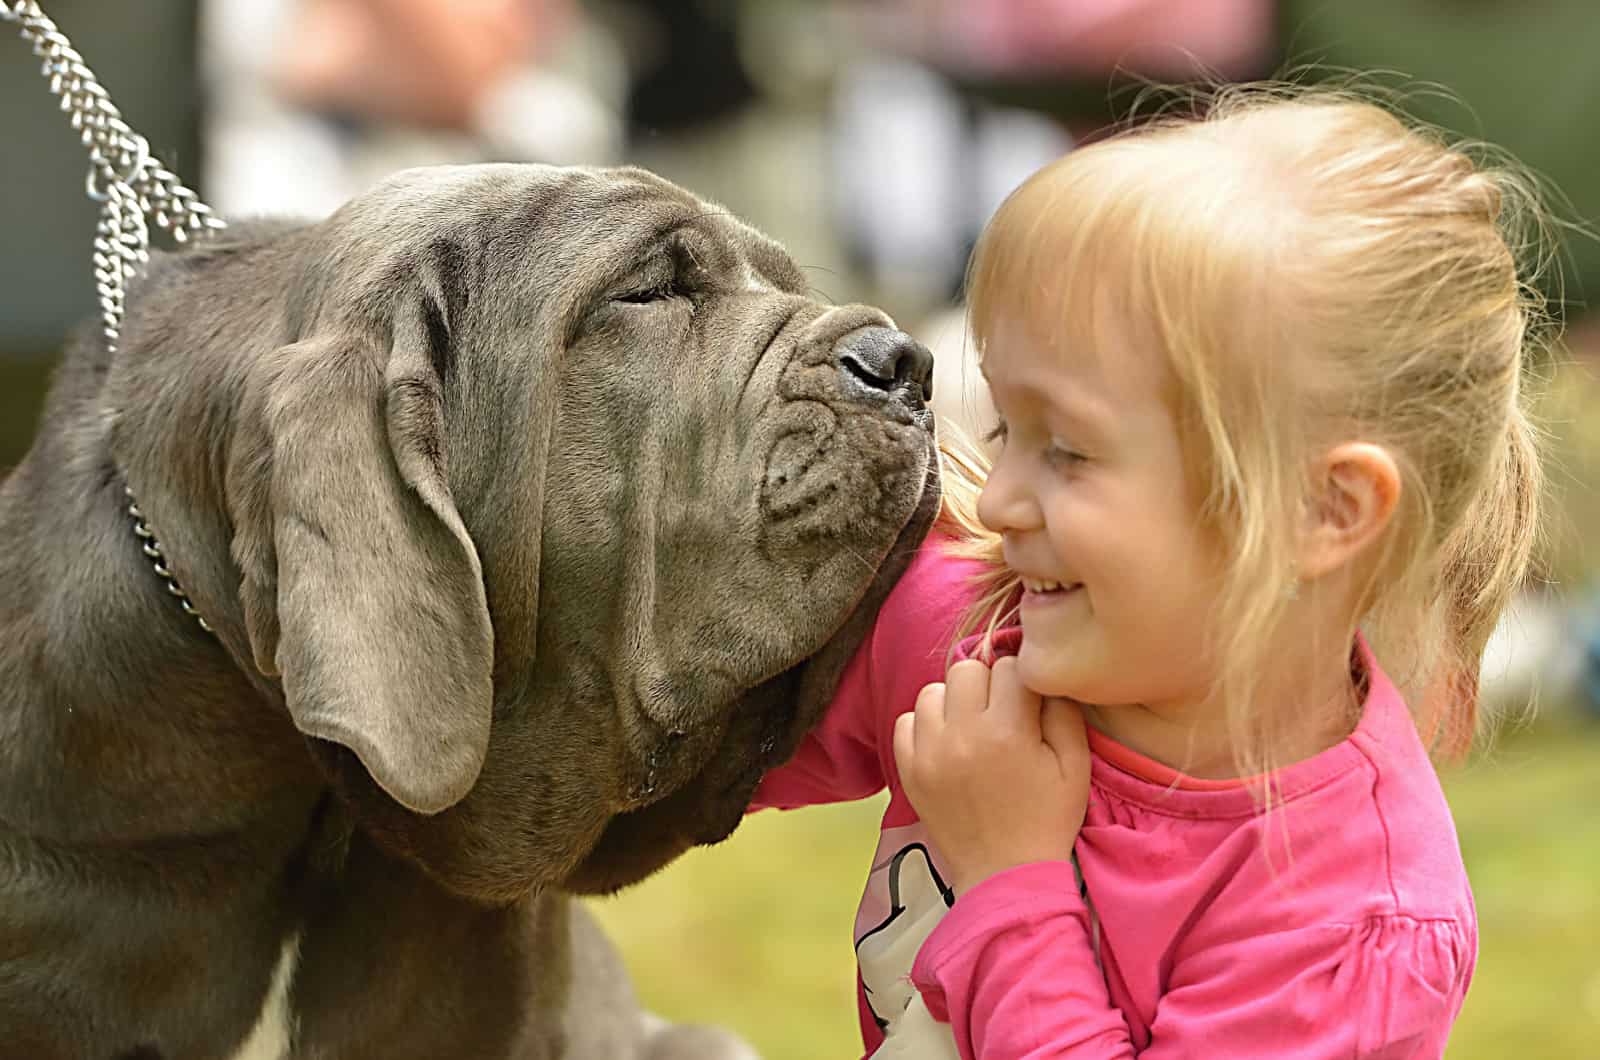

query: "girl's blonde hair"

left=934, top=82, right=1552, bottom=773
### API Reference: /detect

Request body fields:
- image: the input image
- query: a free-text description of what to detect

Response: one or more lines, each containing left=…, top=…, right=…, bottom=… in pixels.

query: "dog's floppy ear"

left=235, top=295, right=494, bottom=816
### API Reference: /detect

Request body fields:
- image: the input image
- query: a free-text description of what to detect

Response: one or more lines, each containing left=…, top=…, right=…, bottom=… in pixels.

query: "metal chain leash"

left=5, top=0, right=220, bottom=636
left=3, top=0, right=226, bottom=353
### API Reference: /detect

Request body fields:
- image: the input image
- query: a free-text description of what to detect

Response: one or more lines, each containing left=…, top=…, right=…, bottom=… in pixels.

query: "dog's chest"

left=224, top=935, right=301, bottom=1060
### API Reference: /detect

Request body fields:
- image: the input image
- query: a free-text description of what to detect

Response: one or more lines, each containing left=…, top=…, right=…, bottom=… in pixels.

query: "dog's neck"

left=107, top=354, right=255, bottom=665
left=0, top=322, right=318, bottom=845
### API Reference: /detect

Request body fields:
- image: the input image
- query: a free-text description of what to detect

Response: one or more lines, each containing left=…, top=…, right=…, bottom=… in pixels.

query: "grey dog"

left=0, top=163, right=940, bottom=1059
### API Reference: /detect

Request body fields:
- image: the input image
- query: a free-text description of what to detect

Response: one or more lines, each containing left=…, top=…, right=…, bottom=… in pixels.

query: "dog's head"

left=219, top=164, right=938, bottom=900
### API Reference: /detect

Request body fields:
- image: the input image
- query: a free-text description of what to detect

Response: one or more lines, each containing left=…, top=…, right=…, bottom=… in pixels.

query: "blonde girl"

left=752, top=83, right=1546, bottom=1059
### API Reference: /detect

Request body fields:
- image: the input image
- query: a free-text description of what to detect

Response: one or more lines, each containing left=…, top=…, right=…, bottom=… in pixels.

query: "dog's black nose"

left=837, top=327, right=934, bottom=406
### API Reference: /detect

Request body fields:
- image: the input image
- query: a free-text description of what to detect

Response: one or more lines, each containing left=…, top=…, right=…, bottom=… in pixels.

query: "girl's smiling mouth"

left=1020, top=578, right=1083, bottom=602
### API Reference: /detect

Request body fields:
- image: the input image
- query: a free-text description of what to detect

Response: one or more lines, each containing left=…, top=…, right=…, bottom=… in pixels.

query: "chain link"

left=5, top=0, right=226, bottom=352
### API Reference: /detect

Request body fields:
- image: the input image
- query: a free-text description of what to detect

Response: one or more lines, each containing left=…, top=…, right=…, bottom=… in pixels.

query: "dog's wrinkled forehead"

left=313, top=163, right=808, bottom=313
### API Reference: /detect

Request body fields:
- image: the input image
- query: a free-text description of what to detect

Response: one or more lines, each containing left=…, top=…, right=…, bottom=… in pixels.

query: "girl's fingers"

left=906, top=682, right=946, bottom=749
left=892, top=710, right=917, bottom=781
left=1040, top=697, right=1090, bottom=774
left=914, top=681, right=945, bottom=720
left=942, top=658, right=992, bottom=721
left=985, top=656, right=1042, bottom=736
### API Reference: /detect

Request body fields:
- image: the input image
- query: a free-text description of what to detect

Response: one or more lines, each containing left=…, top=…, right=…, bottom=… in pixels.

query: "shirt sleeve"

left=911, top=862, right=1474, bottom=1059
left=749, top=533, right=986, bottom=812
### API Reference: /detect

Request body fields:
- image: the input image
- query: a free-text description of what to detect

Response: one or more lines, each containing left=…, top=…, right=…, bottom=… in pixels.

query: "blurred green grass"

left=1444, top=715, right=1600, bottom=1056
left=588, top=714, right=1600, bottom=1060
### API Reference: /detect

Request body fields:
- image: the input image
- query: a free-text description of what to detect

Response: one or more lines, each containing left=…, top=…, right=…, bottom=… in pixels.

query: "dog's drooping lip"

left=760, top=406, right=933, bottom=528
left=560, top=439, right=940, bottom=898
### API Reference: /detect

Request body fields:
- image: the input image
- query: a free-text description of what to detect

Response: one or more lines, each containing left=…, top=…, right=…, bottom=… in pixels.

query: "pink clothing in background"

left=752, top=533, right=1477, bottom=1058
left=855, top=0, right=1277, bottom=81
left=958, top=0, right=1274, bottom=78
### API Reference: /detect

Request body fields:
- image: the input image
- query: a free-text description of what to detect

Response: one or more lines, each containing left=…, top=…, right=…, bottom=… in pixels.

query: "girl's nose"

left=976, top=451, right=1042, bottom=535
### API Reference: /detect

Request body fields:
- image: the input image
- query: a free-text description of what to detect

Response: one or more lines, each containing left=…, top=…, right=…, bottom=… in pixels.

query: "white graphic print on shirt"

left=854, top=823, right=962, bottom=1059
left=853, top=822, right=1102, bottom=1058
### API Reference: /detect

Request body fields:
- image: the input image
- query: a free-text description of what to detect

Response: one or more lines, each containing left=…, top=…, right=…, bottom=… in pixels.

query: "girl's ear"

left=1296, top=442, right=1402, bottom=582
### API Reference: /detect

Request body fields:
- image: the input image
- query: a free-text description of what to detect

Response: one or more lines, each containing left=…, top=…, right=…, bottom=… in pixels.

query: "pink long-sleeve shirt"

left=752, top=533, right=1477, bottom=1058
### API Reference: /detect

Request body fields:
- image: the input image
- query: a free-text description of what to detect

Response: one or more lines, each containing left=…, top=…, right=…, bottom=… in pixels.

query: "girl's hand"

left=893, top=656, right=1090, bottom=896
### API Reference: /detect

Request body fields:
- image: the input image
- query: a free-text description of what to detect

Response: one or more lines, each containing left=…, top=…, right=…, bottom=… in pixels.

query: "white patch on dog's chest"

left=225, top=934, right=300, bottom=1060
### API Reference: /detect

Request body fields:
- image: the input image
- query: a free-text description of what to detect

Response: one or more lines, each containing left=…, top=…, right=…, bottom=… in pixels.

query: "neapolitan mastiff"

left=0, top=163, right=939, bottom=1059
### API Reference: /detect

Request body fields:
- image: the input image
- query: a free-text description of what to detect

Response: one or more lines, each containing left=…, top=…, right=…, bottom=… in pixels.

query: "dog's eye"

left=614, top=281, right=679, bottom=305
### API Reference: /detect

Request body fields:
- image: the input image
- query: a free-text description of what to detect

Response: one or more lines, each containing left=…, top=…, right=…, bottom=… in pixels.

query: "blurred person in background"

left=199, top=0, right=627, bottom=218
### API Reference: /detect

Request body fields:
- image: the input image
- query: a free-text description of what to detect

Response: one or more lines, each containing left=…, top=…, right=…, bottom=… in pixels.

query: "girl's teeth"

left=1024, top=578, right=1063, bottom=593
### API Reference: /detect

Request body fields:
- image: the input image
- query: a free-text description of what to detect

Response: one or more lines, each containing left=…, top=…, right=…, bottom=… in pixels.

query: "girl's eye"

left=1044, top=443, right=1088, bottom=470
left=984, top=418, right=1084, bottom=469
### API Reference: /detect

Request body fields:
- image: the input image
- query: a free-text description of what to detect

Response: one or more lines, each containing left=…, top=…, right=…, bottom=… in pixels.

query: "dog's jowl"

left=0, top=163, right=939, bottom=1059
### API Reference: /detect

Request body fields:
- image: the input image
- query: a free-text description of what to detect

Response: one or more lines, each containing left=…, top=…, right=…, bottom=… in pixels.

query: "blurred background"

left=3, top=1, right=1598, bottom=1056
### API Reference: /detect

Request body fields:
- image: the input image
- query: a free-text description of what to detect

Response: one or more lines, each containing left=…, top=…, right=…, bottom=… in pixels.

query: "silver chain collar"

left=124, top=486, right=214, bottom=634
left=6, top=0, right=224, bottom=636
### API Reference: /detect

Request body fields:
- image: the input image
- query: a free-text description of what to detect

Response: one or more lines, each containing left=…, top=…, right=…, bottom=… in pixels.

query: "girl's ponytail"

left=1427, top=405, right=1542, bottom=757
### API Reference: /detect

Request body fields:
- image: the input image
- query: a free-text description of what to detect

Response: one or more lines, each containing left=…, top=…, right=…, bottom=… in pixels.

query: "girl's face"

left=976, top=308, right=1225, bottom=714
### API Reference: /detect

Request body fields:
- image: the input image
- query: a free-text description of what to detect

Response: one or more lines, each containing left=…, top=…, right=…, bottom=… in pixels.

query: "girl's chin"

left=1014, top=638, right=1092, bottom=701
